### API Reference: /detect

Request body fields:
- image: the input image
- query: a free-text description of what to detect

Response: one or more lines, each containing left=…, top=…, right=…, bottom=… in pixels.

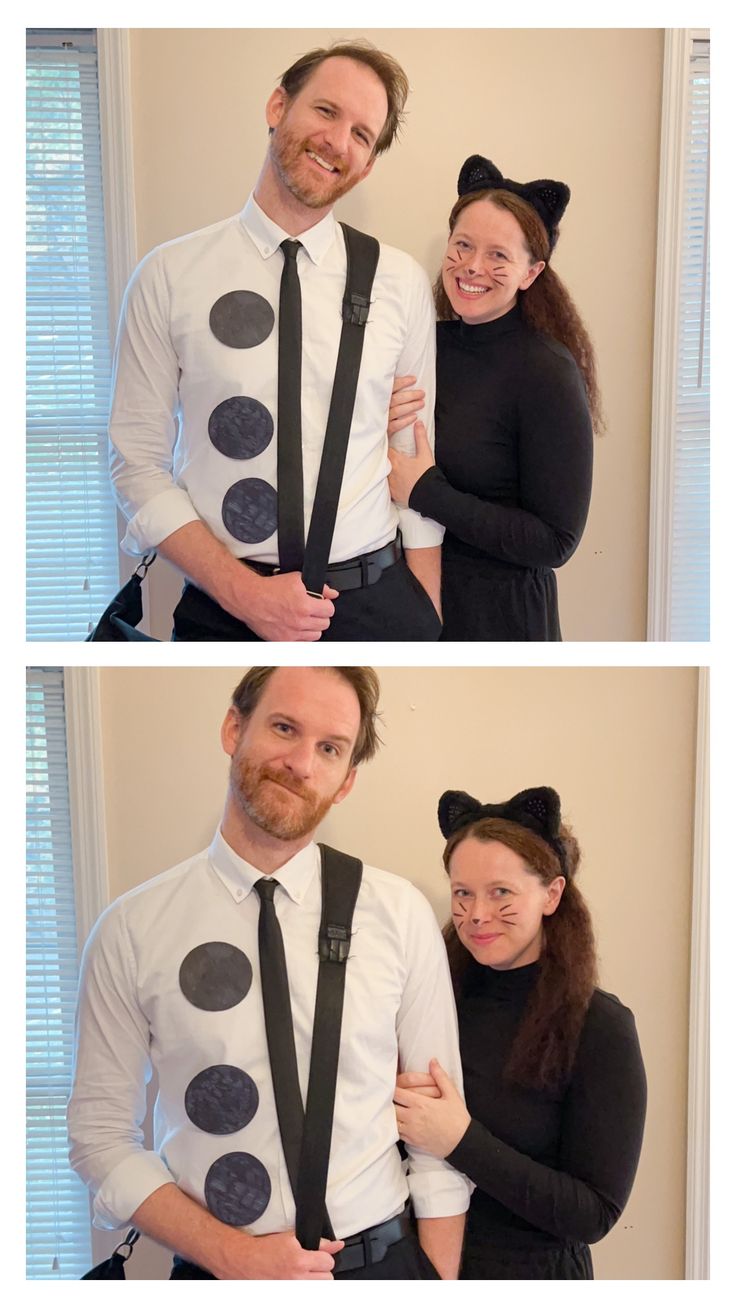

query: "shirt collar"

left=209, top=826, right=321, bottom=904
left=240, top=192, right=338, bottom=266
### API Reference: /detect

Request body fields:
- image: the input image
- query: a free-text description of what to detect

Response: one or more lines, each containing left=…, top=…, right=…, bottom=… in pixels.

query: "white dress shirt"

left=68, top=831, right=470, bottom=1237
left=109, top=195, right=443, bottom=561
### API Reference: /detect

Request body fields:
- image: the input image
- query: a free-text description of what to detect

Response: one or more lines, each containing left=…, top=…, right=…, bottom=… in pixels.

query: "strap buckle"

left=319, top=923, right=351, bottom=964
left=134, top=552, right=157, bottom=579
left=342, top=292, right=371, bottom=326
left=114, top=1229, right=140, bottom=1261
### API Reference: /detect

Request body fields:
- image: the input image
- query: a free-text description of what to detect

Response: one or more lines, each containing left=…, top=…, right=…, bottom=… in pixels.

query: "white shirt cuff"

left=120, top=488, right=201, bottom=556
left=398, top=505, right=445, bottom=549
left=408, top=1165, right=472, bottom=1218
left=92, top=1151, right=177, bottom=1230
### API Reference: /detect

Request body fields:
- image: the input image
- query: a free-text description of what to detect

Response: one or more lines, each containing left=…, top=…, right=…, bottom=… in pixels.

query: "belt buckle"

left=370, top=1235, right=389, bottom=1265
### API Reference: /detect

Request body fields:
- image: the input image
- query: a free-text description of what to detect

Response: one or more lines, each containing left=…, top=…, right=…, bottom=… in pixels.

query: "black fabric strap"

left=294, top=844, right=363, bottom=1250
left=301, top=224, right=380, bottom=596
left=277, top=239, right=305, bottom=573
left=255, top=877, right=305, bottom=1200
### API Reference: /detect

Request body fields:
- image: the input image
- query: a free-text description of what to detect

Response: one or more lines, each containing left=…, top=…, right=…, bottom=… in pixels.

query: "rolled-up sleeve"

left=396, top=891, right=471, bottom=1217
left=67, top=904, right=176, bottom=1229
left=390, top=266, right=444, bottom=550
left=109, top=250, right=201, bottom=556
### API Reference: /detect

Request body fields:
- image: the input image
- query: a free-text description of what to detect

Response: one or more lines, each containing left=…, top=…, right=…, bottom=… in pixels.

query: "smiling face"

left=449, top=836, right=565, bottom=970
left=221, top=667, right=360, bottom=843
left=265, top=55, right=388, bottom=215
left=441, top=197, right=546, bottom=325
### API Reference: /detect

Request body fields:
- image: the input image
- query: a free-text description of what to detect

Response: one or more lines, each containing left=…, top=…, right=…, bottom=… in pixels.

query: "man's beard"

left=269, top=121, right=357, bottom=209
left=230, top=756, right=338, bottom=841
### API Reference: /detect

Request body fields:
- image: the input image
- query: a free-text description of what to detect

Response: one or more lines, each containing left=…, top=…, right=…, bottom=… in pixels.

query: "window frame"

left=65, top=668, right=110, bottom=948
left=96, top=28, right=138, bottom=592
left=26, top=28, right=136, bottom=635
left=97, top=29, right=138, bottom=359
left=648, top=27, right=710, bottom=641
left=686, top=668, right=709, bottom=1279
left=26, top=667, right=109, bottom=1279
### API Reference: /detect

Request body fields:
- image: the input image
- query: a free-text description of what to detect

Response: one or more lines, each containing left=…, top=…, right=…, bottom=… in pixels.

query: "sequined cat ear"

left=514, top=786, right=562, bottom=838
left=524, top=180, right=571, bottom=228
left=437, top=790, right=482, bottom=838
left=457, top=154, right=504, bottom=197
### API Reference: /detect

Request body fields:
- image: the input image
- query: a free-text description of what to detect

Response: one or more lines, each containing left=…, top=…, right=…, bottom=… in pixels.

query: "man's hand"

left=227, top=571, right=339, bottom=642
left=217, top=1231, right=344, bottom=1280
left=404, top=544, right=442, bottom=623
left=132, top=1184, right=344, bottom=1280
left=157, top=521, right=338, bottom=641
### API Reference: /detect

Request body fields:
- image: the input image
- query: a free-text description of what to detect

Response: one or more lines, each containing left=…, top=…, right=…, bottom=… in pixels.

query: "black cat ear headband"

left=457, top=154, right=570, bottom=252
left=438, top=786, right=567, bottom=874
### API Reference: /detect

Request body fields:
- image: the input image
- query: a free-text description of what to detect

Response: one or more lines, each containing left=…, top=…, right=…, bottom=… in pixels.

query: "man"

left=109, top=41, right=443, bottom=641
left=68, top=667, right=469, bottom=1278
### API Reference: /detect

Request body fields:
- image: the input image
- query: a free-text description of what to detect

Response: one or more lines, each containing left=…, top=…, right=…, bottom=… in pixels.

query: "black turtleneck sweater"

left=408, top=306, right=594, bottom=640
left=446, top=960, right=647, bottom=1278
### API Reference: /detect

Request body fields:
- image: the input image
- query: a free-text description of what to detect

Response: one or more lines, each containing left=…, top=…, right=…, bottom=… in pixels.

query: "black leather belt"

left=332, top=1205, right=414, bottom=1274
left=242, top=536, right=402, bottom=593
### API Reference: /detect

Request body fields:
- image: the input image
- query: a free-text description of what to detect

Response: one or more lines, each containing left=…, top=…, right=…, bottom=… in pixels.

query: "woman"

left=394, top=787, right=646, bottom=1279
left=388, top=155, right=601, bottom=640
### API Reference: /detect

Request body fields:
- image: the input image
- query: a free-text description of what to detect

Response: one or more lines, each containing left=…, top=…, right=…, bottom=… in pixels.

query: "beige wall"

left=124, top=28, right=664, bottom=642
left=94, top=665, right=698, bottom=1279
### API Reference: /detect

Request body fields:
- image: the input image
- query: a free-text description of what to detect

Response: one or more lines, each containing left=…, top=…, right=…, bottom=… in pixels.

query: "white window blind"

left=649, top=32, right=710, bottom=641
left=26, top=30, right=120, bottom=641
left=26, top=668, right=92, bottom=1280
left=670, top=38, right=710, bottom=639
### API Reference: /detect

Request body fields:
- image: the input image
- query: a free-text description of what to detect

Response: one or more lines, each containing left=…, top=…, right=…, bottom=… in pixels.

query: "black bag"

left=86, top=554, right=157, bottom=642
left=78, top=845, right=362, bottom=1276
left=81, top=1229, right=140, bottom=1279
left=86, top=224, right=379, bottom=641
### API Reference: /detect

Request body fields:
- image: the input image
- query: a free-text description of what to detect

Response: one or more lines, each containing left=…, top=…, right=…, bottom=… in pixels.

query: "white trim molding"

left=686, top=668, right=709, bottom=1278
left=64, top=668, right=110, bottom=951
left=97, top=28, right=138, bottom=586
left=648, top=29, right=689, bottom=640
left=648, top=29, right=709, bottom=640
left=97, top=28, right=138, bottom=339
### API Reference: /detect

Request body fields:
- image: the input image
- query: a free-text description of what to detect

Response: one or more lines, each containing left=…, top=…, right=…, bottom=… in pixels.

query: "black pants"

left=169, top=1232, right=440, bottom=1280
left=171, top=557, right=441, bottom=642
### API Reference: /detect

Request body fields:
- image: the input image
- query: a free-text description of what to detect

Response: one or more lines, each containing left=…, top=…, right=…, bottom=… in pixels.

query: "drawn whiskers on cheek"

left=445, top=251, right=461, bottom=268
left=452, top=901, right=469, bottom=924
left=499, top=904, right=518, bottom=920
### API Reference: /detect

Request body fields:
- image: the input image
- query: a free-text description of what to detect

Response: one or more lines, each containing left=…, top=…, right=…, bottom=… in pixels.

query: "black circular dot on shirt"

left=209, top=291, right=274, bottom=349
left=208, top=396, right=274, bottom=460
left=204, top=1152, right=271, bottom=1226
left=185, top=1064, right=259, bottom=1135
left=222, top=478, right=278, bottom=544
left=179, top=942, right=253, bottom=1012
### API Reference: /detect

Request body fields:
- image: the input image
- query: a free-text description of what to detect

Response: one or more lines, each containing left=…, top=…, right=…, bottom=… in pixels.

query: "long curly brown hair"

left=442, top=816, right=598, bottom=1092
left=434, top=190, right=604, bottom=434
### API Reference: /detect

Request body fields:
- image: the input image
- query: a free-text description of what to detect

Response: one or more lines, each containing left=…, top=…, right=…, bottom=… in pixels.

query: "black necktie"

left=277, top=239, right=305, bottom=574
left=254, top=877, right=304, bottom=1198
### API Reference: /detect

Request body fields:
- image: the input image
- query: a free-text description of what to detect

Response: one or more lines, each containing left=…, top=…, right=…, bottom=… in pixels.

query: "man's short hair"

left=278, top=39, right=409, bottom=155
left=231, top=667, right=382, bottom=766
